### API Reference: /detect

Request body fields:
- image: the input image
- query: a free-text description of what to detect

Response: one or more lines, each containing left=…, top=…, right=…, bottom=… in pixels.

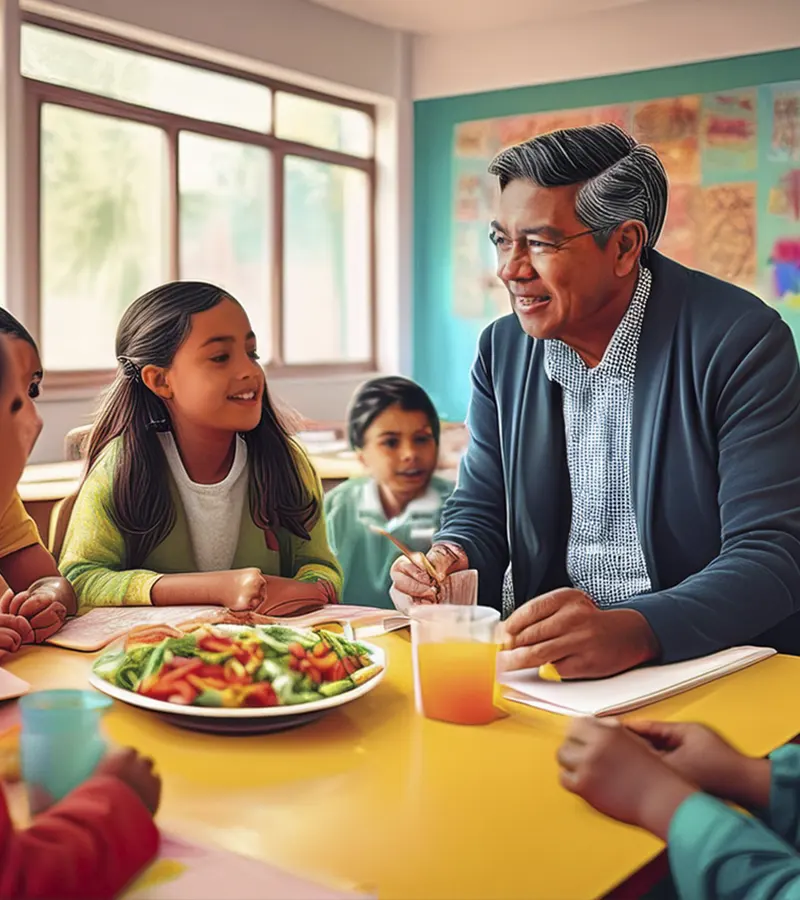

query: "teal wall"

left=413, top=48, right=800, bottom=422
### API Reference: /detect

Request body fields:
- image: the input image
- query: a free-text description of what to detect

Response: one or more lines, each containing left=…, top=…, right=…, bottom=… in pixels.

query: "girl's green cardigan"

left=59, top=437, right=343, bottom=612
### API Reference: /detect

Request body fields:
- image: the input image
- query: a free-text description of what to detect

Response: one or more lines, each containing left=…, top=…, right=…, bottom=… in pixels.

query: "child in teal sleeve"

left=556, top=716, right=800, bottom=900
left=325, top=377, right=454, bottom=608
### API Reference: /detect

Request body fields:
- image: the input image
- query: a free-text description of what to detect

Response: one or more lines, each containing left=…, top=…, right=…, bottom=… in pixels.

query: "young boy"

left=0, top=333, right=162, bottom=898
left=325, top=377, right=454, bottom=608
left=0, top=311, right=75, bottom=653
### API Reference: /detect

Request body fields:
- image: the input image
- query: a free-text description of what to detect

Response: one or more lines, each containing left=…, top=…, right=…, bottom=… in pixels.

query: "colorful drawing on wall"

left=632, top=96, right=700, bottom=183
left=658, top=184, right=700, bottom=269
left=699, top=182, right=757, bottom=287
left=451, top=79, right=800, bottom=320
left=771, top=88, right=800, bottom=162
left=770, top=239, right=800, bottom=308
left=701, top=90, right=757, bottom=171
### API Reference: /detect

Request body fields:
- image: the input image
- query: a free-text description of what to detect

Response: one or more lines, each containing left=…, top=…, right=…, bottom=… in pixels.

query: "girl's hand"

left=220, top=568, right=268, bottom=611
left=2, top=586, right=68, bottom=643
left=626, top=720, right=772, bottom=810
left=389, top=542, right=468, bottom=602
left=557, top=717, right=698, bottom=840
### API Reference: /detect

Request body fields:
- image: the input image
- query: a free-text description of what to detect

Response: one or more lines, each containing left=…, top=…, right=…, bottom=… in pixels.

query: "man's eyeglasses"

left=489, top=226, right=611, bottom=259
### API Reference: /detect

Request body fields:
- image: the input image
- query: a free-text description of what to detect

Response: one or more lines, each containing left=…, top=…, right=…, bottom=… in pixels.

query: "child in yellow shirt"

left=0, top=311, right=75, bottom=656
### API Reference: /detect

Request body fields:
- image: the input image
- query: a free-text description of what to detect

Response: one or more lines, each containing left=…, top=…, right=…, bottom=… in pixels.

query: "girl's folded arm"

left=0, top=775, right=158, bottom=900
left=58, top=455, right=160, bottom=611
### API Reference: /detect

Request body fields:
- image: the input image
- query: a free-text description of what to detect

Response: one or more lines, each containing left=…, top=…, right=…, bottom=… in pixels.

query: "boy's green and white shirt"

left=325, top=475, right=454, bottom=609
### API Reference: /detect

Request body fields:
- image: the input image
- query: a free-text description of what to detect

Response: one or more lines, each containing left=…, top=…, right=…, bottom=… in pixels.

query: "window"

left=21, top=18, right=376, bottom=381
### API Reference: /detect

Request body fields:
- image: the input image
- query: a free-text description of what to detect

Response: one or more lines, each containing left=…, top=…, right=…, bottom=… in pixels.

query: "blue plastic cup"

left=19, top=689, right=112, bottom=813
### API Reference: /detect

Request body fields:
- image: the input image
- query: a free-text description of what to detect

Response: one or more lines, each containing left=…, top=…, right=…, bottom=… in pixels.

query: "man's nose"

left=498, top=240, right=537, bottom=282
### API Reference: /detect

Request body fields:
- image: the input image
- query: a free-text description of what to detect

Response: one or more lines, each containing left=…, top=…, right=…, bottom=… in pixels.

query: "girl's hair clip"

left=117, top=356, right=141, bottom=383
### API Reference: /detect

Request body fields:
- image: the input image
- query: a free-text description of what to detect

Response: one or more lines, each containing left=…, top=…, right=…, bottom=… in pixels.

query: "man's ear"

left=613, top=220, right=647, bottom=277
left=141, top=365, right=172, bottom=401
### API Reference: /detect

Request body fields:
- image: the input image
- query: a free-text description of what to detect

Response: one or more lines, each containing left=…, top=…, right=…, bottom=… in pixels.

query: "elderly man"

left=391, top=123, right=800, bottom=679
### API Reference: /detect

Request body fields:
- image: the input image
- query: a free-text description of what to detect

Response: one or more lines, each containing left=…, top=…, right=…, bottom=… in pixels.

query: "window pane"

left=179, top=132, right=272, bottom=361
left=283, top=157, right=371, bottom=364
left=40, top=104, right=169, bottom=371
left=22, top=24, right=271, bottom=132
left=275, top=93, right=372, bottom=158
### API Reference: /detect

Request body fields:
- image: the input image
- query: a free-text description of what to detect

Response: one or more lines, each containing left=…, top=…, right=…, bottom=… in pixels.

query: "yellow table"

left=6, top=638, right=800, bottom=900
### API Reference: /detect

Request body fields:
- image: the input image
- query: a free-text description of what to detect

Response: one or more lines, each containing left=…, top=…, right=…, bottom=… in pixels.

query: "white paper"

left=499, top=645, right=776, bottom=716
left=46, top=606, right=218, bottom=652
left=125, top=834, right=372, bottom=900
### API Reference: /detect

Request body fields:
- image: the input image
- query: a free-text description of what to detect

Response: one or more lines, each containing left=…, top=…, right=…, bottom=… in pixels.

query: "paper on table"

left=46, top=604, right=409, bottom=652
left=45, top=606, right=217, bottom=652
left=499, top=645, right=776, bottom=717
left=0, top=669, right=29, bottom=702
left=124, top=834, right=374, bottom=900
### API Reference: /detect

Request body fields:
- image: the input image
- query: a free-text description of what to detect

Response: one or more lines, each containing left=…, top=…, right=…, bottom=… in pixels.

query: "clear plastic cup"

left=410, top=605, right=501, bottom=725
left=20, top=689, right=112, bottom=813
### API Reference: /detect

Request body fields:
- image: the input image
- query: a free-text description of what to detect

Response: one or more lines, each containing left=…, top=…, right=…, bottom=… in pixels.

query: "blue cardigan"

left=436, top=251, right=800, bottom=663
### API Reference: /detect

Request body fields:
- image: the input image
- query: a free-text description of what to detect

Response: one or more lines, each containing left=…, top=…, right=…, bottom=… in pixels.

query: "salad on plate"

left=92, top=622, right=383, bottom=709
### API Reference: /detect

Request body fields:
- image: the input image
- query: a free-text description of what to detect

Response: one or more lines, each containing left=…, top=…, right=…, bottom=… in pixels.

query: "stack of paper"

left=499, top=646, right=776, bottom=716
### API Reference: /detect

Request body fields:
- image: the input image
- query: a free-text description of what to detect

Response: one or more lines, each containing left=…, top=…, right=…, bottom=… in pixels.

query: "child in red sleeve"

left=0, top=333, right=161, bottom=898
left=1, top=748, right=161, bottom=900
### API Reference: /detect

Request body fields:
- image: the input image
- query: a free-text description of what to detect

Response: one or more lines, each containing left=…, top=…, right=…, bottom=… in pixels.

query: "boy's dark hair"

left=0, top=309, right=37, bottom=349
left=348, top=376, right=440, bottom=449
left=85, top=281, right=316, bottom=568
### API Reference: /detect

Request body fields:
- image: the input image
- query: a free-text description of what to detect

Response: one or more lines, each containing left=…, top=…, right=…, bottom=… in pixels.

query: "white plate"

left=88, top=625, right=386, bottom=734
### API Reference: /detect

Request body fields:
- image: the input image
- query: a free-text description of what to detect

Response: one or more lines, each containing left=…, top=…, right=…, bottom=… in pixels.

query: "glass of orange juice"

left=410, top=605, right=501, bottom=726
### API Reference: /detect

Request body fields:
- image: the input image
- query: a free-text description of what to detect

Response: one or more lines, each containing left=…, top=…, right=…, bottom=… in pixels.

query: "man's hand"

left=500, top=587, right=660, bottom=678
left=389, top=543, right=468, bottom=603
left=627, top=720, right=771, bottom=810
left=557, top=717, right=697, bottom=840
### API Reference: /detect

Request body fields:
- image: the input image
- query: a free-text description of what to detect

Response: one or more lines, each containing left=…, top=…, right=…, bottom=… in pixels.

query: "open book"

left=47, top=604, right=409, bottom=652
left=499, top=646, right=776, bottom=717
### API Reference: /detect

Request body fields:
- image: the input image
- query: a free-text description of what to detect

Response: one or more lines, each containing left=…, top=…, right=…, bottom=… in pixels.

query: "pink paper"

left=0, top=669, right=29, bottom=703
left=125, top=833, right=373, bottom=900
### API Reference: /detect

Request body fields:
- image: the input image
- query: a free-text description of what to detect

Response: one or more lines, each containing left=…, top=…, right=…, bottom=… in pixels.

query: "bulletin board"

left=451, top=83, right=800, bottom=321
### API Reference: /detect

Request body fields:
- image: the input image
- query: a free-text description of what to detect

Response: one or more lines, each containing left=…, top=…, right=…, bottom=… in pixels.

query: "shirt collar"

left=544, top=265, right=652, bottom=391
left=358, top=478, right=441, bottom=528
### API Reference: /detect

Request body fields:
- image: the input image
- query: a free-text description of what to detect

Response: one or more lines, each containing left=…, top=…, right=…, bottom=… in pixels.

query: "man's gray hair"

left=488, top=123, right=668, bottom=248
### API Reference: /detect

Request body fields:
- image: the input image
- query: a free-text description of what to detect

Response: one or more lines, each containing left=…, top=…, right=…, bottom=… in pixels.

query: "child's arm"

left=0, top=775, right=158, bottom=900
left=669, top=793, right=800, bottom=900
left=287, top=448, right=343, bottom=602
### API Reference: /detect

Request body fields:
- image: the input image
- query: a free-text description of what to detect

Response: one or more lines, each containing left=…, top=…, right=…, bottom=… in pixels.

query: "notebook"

left=125, top=833, right=374, bottom=900
left=499, top=645, right=776, bottom=717
left=47, top=604, right=410, bottom=652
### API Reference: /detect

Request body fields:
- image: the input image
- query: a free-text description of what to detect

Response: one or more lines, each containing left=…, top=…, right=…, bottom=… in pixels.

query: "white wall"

left=3, top=0, right=413, bottom=462
left=413, top=0, right=800, bottom=99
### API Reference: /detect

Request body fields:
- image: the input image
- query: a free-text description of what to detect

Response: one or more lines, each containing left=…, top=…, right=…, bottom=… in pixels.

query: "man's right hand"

left=389, top=543, right=468, bottom=601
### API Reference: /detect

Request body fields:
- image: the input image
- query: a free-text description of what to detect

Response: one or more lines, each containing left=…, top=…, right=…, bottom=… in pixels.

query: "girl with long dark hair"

left=60, top=282, right=341, bottom=612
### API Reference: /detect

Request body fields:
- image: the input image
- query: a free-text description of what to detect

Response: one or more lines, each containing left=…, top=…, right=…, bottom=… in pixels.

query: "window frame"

left=21, top=13, right=378, bottom=392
